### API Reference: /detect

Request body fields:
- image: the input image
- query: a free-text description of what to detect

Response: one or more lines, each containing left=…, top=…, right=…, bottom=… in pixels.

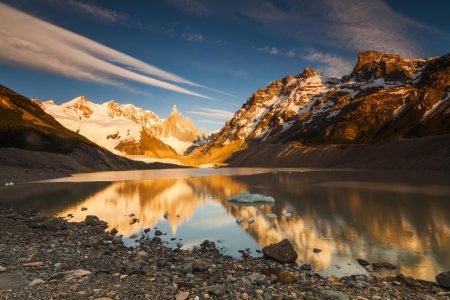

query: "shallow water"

left=1, top=168, right=449, bottom=281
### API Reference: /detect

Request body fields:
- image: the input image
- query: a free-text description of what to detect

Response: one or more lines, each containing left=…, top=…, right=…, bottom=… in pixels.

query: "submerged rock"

left=436, top=271, right=450, bottom=289
left=228, top=192, right=275, bottom=205
left=262, top=239, right=298, bottom=263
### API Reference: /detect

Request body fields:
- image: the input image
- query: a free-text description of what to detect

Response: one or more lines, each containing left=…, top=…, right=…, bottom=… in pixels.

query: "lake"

left=1, top=168, right=449, bottom=281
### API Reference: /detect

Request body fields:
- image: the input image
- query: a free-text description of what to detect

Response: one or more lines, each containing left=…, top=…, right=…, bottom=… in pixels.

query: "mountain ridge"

left=189, top=51, right=450, bottom=166
left=35, top=97, right=205, bottom=158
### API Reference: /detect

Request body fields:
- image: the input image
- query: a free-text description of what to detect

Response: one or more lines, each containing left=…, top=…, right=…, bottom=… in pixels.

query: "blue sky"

left=0, top=0, right=449, bottom=132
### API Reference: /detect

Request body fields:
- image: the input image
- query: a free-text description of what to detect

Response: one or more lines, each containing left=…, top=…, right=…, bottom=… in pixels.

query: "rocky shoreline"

left=0, top=206, right=449, bottom=300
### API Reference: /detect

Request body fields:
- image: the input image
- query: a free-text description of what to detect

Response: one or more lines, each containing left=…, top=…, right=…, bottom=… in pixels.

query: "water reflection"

left=1, top=170, right=449, bottom=281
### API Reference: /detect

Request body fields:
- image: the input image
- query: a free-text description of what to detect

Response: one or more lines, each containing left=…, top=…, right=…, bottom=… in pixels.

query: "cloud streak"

left=187, top=107, right=234, bottom=120
left=0, top=3, right=214, bottom=99
left=301, top=49, right=354, bottom=78
left=168, top=0, right=447, bottom=57
left=61, top=0, right=128, bottom=24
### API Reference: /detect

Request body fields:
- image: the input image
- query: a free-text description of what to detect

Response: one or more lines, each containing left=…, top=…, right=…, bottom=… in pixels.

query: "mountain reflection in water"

left=1, top=170, right=449, bottom=281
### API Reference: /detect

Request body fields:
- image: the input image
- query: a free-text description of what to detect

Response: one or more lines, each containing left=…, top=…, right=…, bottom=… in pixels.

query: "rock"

left=245, top=273, right=267, bottom=285
left=176, top=291, right=190, bottom=300
left=357, top=259, right=370, bottom=266
left=262, top=239, right=298, bottom=263
left=313, top=248, right=322, bottom=253
left=278, top=271, right=295, bottom=284
left=200, top=240, right=216, bottom=251
left=205, top=284, right=226, bottom=296
left=247, top=218, right=255, bottom=224
left=283, top=212, right=292, bottom=218
left=0, top=267, right=6, bottom=272
left=110, top=228, right=118, bottom=236
left=29, top=278, right=45, bottom=286
left=81, top=207, right=87, bottom=211
left=154, top=230, right=163, bottom=236
left=23, top=262, right=44, bottom=267
left=192, top=261, right=210, bottom=272
left=137, top=250, right=148, bottom=257
left=372, top=262, right=396, bottom=270
left=236, top=217, right=244, bottom=224
left=321, top=289, right=350, bottom=300
left=228, top=192, right=275, bottom=204
left=85, top=215, right=100, bottom=226
left=436, top=271, right=450, bottom=289
left=300, top=264, right=312, bottom=271
left=49, top=269, right=92, bottom=282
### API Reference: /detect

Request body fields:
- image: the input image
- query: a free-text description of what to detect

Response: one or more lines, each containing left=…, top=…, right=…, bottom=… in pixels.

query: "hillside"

left=0, top=85, right=182, bottom=182
left=189, top=51, right=450, bottom=169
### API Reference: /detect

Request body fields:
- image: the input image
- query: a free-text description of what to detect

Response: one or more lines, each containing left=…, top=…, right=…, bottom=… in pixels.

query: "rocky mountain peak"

left=349, top=51, right=427, bottom=82
left=299, top=67, right=320, bottom=79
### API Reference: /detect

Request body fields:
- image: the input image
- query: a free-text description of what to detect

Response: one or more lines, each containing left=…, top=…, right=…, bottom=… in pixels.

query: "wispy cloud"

left=0, top=3, right=213, bottom=99
left=62, top=0, right=128, bottom=24
left=168, top=0, right=448, bottom=57
left=187, top=107, right=234, bottom=120
left=181, top=32, right=204, bottom=42
left=257, top=46, right=279, bottom=55
left=286, top=49, right=296, bottom=57
left=301, top=49, right=354, bottom=78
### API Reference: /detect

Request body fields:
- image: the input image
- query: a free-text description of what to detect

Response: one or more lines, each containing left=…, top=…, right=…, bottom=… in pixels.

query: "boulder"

left=436, top=271, right=450, bottom=289
left=84, top=215, right=100, bottom=226
left=262, top=239, right=298, bottom=263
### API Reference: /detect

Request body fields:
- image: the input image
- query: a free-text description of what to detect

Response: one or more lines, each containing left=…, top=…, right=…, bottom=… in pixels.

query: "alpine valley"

left=1, top=51, right=450, bottom=171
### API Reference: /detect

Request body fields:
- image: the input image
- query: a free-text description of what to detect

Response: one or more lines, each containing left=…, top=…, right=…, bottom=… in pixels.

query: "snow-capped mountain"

left=34, top=97, right=205, bottom=158
left=190, top=51, right=450, bottom=163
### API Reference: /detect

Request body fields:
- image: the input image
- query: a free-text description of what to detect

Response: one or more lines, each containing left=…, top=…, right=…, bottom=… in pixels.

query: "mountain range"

left=1, top=50, right=449, bottom=172
left=189, top=51, right=450, bottom=168
left=34, top=97, right=205, bottom=159
left=0, top=85, right=180, bottom=182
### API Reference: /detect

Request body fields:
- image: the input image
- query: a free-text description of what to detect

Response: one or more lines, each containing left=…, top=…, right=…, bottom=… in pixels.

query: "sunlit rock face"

left=35, top=99, right=205, bottom=157
left=191, top=51, right=450, bottom=163
left=54, top=171, right=450, bottom=280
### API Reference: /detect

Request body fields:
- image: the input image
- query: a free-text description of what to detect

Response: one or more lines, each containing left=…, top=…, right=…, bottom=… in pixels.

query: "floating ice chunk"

left=284, top=212, right=292, bottom=218
left=266, top=213, right=278, bottom=219
left=4, top=182, right=14, bottom=186
left=236, top=217, right=244, bottom=224
left=248, top=218, right=255, bottom=224
left=228, top=192, right=275, bottom=205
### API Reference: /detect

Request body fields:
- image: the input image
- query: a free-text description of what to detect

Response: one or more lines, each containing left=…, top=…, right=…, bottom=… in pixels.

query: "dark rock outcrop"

left=262, top=239, right=298, bottom=263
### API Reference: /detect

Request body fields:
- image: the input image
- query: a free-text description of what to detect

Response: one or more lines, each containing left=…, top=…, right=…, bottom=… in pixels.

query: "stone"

left=372, top=262, right=396, bottom=270
left=81, top=207, right=88, bottom=211
left=205, top=284, right=226, bottom=296
left=246, top=273, right=267, bottom=285
left=154, top=230, right=163, bottom=236
left=23, top=262, right=44, bottom=267
left=110, top=228, right=118, bottom=236
left=29, top=278, right=45, bottom=286
left=262, top=239, right=297, bottom=263
left=0, top=267, right=6, bottom=272
left=278, top=271, right=295, bottom=284
left=313, top=248, right=322, bottom=253
left=300, top=264, right=312, bottom=271
left=321, top=289, right=350, bottom=300
left=137, top=251, right=148, bottom=257
left=436, top=271, right=450, bottom=289
left=357, top=259, right=370, bottom=266
left=85, top=215, right=100, bottom=226
left=176, top=291, right=190, bottom=300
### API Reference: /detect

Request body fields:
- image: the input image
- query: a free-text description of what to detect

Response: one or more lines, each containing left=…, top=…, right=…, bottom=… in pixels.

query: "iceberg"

left=227, top=192, right=275, bottom=205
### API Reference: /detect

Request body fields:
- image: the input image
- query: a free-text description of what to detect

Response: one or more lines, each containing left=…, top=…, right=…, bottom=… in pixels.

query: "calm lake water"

left=1, top=168, right=449, bottom=281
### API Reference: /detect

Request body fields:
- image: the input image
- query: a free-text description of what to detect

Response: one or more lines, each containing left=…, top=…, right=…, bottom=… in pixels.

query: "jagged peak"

left=172, top=104, right=179, bottom=114
left=299, top=67, right=320, bottom=79
left=348, top=50, right=427, bottom=82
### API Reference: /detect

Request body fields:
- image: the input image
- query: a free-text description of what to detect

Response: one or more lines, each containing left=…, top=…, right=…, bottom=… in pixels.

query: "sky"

left=0, top=0, right=449, bottom=132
